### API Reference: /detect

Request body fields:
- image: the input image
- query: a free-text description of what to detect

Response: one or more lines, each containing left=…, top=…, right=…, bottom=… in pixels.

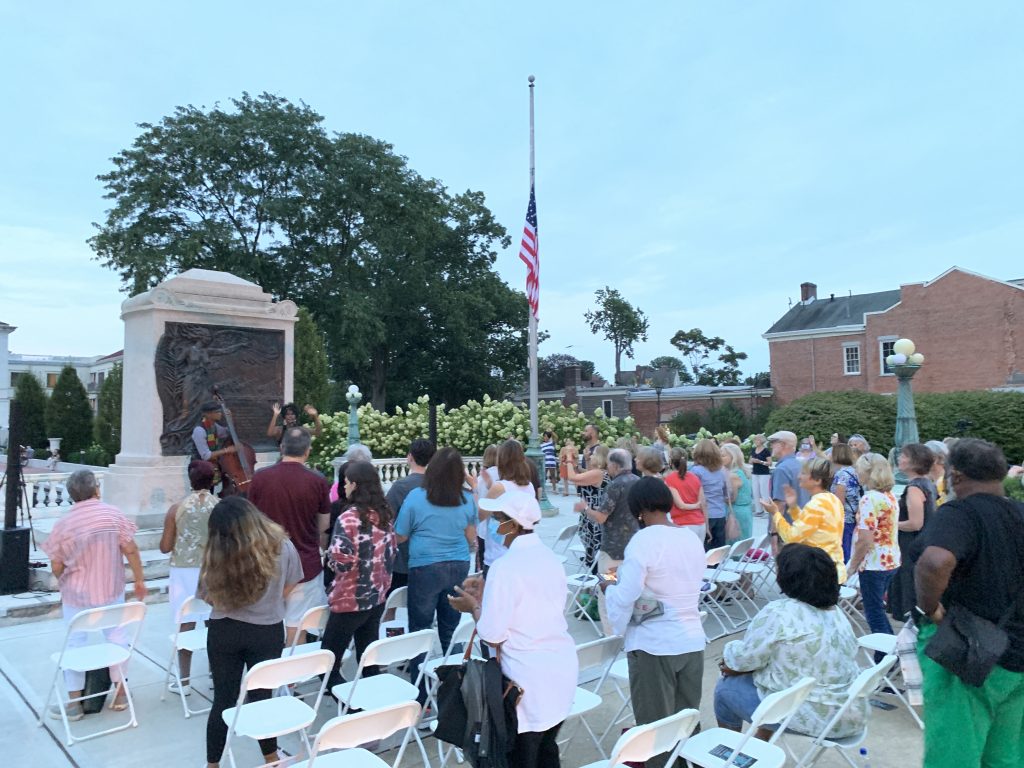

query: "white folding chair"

left=719, top=538, right=758, bottom=621
left=220, top=649, right=334, bottom=768
left=280, top=605, right=352, bottom=700
left=581, top=707, right=700, bottom=768
left=566, top=573, right=603, bottom=636
left=838, top=576, right=868, bottom=636
left=702, top=546, right=745, bottom=640
left=784, top=656, right=897, bottom=767
left=856, top=633, right=924, bottom=729
left=597, top=610, right=709, bottom=749
left=679, top=676, right=816, bottom=768
left=333, top=629, right=438, bottom=767
left=551, top=523, right=580, bottom=556
left=162, top=595, right=212, bottom=718
left=558, top=635, right=624, bottom=759
left=306, top=701, right=431, bottom=768
left=40, top=601, right=147, bottom=745
left=743, top=534, right=776, bottom=598
left=379, top=587, right=409, bottom=639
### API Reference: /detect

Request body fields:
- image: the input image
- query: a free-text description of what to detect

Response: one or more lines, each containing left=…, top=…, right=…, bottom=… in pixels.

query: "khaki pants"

left=628, top=648, right=705, bottom=768
left=596, top=551, right=622, bottom=636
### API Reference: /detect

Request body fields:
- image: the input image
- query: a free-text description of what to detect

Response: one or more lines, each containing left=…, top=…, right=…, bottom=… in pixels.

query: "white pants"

left=62, top=600, right=129, bottom=692
left=751, top=475, right=772, bottom=514
left=680, top=523, right=707, bottom=544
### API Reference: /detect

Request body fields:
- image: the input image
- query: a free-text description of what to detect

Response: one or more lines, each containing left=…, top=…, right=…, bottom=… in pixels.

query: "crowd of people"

left=38, top=411, right=1024, bottom=768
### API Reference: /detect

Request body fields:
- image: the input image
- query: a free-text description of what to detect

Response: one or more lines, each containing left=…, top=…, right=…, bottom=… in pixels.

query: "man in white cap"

left=449, top=491, right=578, bottom=768
left=765, top=430, right=810, bottom=555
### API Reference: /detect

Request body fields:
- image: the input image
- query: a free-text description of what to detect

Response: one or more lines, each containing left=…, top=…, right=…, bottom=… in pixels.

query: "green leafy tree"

left=293, top=307, right=331, bottom=411
left=537, top=354, right=599, bottom=391
left=45, top=366, right=93, bottom=456
left=745, top=371, right=771, bottom=388
left=94, top=363, right=123, bottom=459
left=13, top=374, right=48, bottom=449
left=584, top=287, right=649, bottom=378
left=90, top=92, right=525, bottom=410
left=669, top=328, right=748, bottom=385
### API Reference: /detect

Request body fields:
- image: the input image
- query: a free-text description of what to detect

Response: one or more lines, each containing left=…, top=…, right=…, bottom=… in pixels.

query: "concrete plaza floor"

left=0, top=491, right=924, bottom=767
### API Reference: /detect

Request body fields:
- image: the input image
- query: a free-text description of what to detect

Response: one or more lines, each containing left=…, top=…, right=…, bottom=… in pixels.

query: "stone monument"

left=103, top=269, right=297, bottom=525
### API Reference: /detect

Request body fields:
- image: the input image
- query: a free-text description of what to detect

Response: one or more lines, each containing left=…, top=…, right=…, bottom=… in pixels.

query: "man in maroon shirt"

left=247, top=426, right=331, bottom=644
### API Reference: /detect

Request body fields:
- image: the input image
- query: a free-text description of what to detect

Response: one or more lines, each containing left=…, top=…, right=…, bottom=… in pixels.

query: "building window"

left=602, top=399, right=613, bottom=418
left=843, top=344, right=861, bottom=375
left=10, top=372, right=24, bottom=387
left=879, top=337, right=898, bottom=376
left=46, top=372, right=59, bottom=388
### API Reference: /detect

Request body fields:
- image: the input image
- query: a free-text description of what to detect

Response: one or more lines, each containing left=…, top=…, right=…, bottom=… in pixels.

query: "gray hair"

left=925, top=439, right=949, bottom=460
left=281, top=426, right=312, bottom=458
left=67, top=469, right=99, bottom=502
left=343, top=443, right=373, bottom=463
left=608, top=448, right=633, bottom=471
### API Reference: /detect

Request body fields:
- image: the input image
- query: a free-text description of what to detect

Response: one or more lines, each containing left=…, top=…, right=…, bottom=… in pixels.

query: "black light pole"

left=1, top=401, right=30, bottom=594
left=655, top=386, right=663, bottom=429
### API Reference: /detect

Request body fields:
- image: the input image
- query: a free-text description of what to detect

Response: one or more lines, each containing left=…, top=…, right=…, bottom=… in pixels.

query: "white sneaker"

left=168, top=680, right=192, bottom=696
left=49, top=702, right=85, bottom=721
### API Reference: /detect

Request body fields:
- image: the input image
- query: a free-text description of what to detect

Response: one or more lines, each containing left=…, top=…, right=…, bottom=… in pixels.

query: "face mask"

left=495, top=519, right=514, bottom=536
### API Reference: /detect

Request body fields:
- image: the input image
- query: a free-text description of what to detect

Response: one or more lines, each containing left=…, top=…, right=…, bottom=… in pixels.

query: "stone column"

left=0, top=322, right=14, bottom=445
left=103, top=269, right=296, bottom=526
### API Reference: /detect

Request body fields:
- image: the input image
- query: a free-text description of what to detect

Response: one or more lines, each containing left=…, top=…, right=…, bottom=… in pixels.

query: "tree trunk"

left=371, top=348, right=388, bottom=410
left=614, top=346, right=622, bottom=377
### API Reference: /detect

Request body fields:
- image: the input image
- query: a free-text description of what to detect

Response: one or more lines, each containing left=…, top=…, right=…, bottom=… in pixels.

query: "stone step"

left=31, top=517, right=167, bottom=546
left=28, top=543, right=171, bottom=593
left=0, top=576, right=170, bottom=627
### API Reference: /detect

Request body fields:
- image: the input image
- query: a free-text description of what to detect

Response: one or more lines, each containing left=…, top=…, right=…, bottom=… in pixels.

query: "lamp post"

left=887, top=338, right=925, bottom=486
left=345, top=384, right=362, bottom=448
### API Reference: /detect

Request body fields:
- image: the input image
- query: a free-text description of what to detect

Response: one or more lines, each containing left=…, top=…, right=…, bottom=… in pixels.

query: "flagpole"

left=524, top=74, right=556, bottom=516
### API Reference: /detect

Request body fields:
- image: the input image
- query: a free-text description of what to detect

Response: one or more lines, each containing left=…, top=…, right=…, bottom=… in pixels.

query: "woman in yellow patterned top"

left=759, top=457, right=846, bottom=582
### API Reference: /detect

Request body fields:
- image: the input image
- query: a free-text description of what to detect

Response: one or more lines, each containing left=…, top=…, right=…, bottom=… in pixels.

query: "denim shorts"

left=713, top=673, right=778, bottom=730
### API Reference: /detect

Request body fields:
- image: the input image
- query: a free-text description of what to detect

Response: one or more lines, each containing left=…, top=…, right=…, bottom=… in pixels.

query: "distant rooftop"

left=764, top=289, right=902, bottom=336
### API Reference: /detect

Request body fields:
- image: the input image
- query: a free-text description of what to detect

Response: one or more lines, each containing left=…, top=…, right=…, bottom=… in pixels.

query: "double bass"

left=212, top=387, right=257, bottom=496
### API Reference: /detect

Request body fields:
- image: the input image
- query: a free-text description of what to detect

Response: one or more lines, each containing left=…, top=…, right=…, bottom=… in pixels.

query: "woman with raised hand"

left=760, top=457, right=846, bottom=582
left=200, top=497, right=303, bottom=768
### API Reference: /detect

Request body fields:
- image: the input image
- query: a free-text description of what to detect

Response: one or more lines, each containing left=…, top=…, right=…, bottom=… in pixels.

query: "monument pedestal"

left=104, top=269, right=296, bottom=522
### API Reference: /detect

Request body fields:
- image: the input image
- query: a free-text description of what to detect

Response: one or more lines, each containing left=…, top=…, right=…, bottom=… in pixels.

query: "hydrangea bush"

left=309, top=395, right=754, bottom=472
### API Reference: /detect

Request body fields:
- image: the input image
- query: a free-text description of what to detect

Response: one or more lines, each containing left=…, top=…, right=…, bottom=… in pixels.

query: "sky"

left=2, top=2, right=1023, bottom=382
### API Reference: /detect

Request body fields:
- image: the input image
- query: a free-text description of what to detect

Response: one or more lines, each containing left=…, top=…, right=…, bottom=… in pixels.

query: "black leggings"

left=320, top=603, right=385, bottom=691
left=206, top=618, right=284, bottom=764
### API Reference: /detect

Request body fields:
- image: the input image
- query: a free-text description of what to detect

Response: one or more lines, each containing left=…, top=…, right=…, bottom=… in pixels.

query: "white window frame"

left=879, top=336, right=898, bottom=376
left=602, top=399, right=613, bottom=418
left=842, top=343, right=861, bottom=376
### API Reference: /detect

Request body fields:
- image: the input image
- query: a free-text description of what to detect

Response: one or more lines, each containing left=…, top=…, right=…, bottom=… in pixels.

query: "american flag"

left=518, top=185, right=539, bottom=318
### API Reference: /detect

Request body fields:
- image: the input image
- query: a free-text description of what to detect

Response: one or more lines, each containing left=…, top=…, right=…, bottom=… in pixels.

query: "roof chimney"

left=800, top=282, right=817, bottom=303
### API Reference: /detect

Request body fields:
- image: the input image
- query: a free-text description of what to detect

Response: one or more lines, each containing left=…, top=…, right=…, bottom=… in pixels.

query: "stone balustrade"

left=15, top=472, right=107, bottom=521
left=331, top=456, right=484, bottom=488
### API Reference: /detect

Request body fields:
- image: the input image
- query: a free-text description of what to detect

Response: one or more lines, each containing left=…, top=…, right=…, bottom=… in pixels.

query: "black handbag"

left=434, top=631, right=522, bottom=768
left=81, top=667, right=111, bottom=714
left=924, top=499, right=1024, bottom=687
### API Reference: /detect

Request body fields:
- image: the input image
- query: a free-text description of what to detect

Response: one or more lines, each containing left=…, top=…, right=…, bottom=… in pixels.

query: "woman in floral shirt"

left=716, top=544, right=865, bottom=739
left=847, top=453, right=901, bottom=653
left=320, top=461, right=397, bottom=690
left=830, top=443, right=862, bottom=560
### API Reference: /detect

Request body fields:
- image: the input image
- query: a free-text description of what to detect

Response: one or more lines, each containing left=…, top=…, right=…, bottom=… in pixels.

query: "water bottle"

left=859, top=747, right=871, bottom=767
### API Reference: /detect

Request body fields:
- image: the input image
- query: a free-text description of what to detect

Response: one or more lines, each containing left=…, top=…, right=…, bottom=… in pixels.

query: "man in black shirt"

left=915, top=438, right=1024, bottom=768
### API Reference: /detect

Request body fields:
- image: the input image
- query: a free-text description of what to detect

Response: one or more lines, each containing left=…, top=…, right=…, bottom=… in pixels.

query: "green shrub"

left=45, top=366, right=93, bottom=456
left=705, top=403, right=748, bottom=436
left=765, top=390, right=1024, bottom=461
left=81, top=443, right=113, bottom=467
left=668, top=410, right=703, bottom=436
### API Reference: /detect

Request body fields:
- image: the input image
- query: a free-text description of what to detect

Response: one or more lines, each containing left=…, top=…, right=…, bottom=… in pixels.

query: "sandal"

left=109, top=684, right=129, bottom=711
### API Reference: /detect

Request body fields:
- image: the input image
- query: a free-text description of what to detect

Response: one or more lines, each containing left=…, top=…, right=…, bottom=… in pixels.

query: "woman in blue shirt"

left=395, top=447, right=477, bottom=698
left=690, top=439, right=733, bottom=550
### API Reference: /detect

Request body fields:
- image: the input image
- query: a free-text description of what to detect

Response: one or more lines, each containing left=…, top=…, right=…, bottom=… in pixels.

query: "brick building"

left=764, top=268, right=1024, bottom=404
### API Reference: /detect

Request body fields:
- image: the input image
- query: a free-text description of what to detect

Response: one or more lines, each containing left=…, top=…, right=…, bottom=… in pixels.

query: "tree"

left=293, top=307, right=330, bottom=411
left=45, top=366, right=93, bottom=456
left=669, top=328, right=748, bottom=386
left=745, top=371, right=771, bottom=388
left=94, top=363, right=123, bottom=459
left=537, top=354, right=599, bottom=391
left=584, top=287, right=649, bottom=378
left=13, top=374, right=47, bottom=449
left=90, top=92, right=525, bottom=410
left=648, top=355, right=694, bottom=385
